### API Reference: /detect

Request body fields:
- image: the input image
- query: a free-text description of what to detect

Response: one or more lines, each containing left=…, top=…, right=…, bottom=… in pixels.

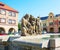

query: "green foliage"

left=18, top=23, right=21, bottom=30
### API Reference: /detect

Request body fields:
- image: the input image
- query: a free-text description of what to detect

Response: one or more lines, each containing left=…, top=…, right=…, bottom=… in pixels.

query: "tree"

left=18, top=22, right=21, bottom=31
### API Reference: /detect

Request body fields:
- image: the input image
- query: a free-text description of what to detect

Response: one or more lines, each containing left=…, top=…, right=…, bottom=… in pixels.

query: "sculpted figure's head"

left=24, top=14, right=30, bottom=21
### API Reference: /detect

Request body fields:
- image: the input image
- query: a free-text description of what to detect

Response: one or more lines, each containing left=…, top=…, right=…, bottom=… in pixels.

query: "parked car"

left=0, top=33, right=8, bottom=35
left=42, top=31, right=47, bottom=34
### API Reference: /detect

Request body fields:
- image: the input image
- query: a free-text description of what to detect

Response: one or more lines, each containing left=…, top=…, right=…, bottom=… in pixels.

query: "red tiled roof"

left=0, top=2, right=18, bottom=13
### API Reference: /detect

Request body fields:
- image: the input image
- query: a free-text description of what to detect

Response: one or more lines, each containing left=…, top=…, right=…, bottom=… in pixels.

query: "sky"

left=0, top=0, right=60, bottom=22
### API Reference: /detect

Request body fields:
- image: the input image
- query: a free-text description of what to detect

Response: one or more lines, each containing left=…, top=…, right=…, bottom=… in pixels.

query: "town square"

left=0, top=0, right=60, bottom=50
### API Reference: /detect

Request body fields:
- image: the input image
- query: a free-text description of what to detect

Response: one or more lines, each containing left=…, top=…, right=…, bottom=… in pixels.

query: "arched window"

left=0, top=27, right=5, bottom=33
left=50, top=28, right=54, bottom=33
left=8, top=28, right=15, bottom=34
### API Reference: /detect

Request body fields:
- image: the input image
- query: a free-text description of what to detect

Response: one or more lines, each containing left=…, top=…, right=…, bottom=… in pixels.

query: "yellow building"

left=40, top=12, right=60, bottom=33
left=0, top=2, right=18, bottom=34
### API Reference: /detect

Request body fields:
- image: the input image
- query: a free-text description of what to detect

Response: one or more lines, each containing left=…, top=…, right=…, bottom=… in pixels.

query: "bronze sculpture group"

left=21, top=14, right=42, bottom=36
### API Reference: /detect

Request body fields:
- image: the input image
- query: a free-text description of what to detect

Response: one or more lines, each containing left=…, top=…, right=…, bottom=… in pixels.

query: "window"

left=59, top=21, right=60, bottom=25
left=8, top=19, right=16, bottom=24
left=0, top=18, right=6, bottom=23
left=43, top=23, right=46, bottom=26
left=12, top=12, right=16, bottom=17
left=49, top=22, right=53, bottom=25
left=50, top=16, right=52, bottom=18
left=8, top=11, right=12, bottom=16
left=12, top=20, right=16, bottom=24
left=0, top=9, right=6, bottom=15
left=1, top=9, right=6, bottom=15
left=8, top=11, right=16, bottom=17
left=8, top=19, right=12, bottom=24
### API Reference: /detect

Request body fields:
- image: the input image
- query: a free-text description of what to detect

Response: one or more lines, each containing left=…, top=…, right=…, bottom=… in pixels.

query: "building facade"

left=0, top=2, right=18, bottom=34
left=40, top=12, right=60, bottom=33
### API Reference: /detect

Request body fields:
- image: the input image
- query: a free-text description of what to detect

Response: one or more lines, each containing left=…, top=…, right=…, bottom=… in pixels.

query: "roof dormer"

left=0, top=2, right=4, bottom=6
left=48, top=12, right=54, bottom=19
